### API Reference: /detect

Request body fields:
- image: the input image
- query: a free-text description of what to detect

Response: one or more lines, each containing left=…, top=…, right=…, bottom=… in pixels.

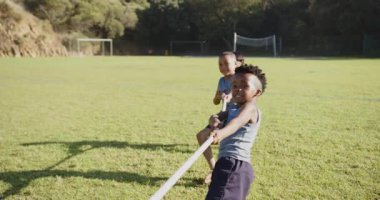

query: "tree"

left=184, top=0, right=257, bottom=49
left=24, top=0, right=74, bottom=32
left=133, top=0, right=193, bottom=47
left=69, top=0, right=127, bottom=38
left=309, top=0, right=380, bottom=35
left=24, top=0, right=146, bottom=38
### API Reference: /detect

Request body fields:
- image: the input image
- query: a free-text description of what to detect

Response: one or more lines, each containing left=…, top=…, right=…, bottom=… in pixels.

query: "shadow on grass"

left=0, top=141, right=203, bottom=198
left=22, top=140, right=194, bottom=170
left=0, top=169, right=167, bottom=198
left=22, top=140, right=194, bottom=155
left=0, top=169, right=205, bottom=198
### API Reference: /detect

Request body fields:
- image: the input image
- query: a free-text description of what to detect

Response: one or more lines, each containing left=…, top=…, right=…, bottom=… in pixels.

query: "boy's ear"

left=253, top=89, right=262, bottom=97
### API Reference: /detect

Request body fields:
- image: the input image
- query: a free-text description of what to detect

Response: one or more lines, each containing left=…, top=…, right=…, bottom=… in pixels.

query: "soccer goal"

left=169, top=40, right=206, bottom=55
left=233, top=32, right=277, bottom=57
left=77, top=38, right=113, bottom=56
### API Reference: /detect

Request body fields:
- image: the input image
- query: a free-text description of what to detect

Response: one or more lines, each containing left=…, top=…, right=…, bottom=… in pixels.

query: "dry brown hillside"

left=0, top=0, right=67, bottom=57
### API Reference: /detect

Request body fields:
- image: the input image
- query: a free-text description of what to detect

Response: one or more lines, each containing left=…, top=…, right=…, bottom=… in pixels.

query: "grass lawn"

left=0, top=56, right=379, bottom=199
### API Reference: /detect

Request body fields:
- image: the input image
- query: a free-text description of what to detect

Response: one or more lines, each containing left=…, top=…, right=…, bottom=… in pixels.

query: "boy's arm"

left=208, top=111, right=228, bottom=129
left=214, top=91, right=233, bottom=106
left=215, top=110, right=228, bottom=121
left=212, top=103, right=256, bottom=143
left=213, top=90, right=221, bottom=105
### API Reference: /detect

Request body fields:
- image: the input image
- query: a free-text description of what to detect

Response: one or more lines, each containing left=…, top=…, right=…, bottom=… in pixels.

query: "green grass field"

left=0, top=56, right=379, bottom=200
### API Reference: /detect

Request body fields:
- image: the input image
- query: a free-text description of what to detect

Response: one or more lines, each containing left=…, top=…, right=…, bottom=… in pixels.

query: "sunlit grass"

left=0, top=56, right=379, bottom=199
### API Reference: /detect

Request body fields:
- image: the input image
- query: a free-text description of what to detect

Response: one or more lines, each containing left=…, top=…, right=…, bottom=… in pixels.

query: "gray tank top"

left=218, top=107, right=261, bottom=163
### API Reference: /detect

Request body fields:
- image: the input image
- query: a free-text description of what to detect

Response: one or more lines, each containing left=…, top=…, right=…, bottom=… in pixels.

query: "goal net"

left=233, top=32, right=277, bottom=57
left=363, top=34, right=380, bottom=56
left=170, top=40, right=206, bottom=55
left=76, top=38, right=113, bottom=56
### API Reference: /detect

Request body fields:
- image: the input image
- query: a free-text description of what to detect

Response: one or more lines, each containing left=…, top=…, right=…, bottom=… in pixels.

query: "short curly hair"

left=235, top=64, right=267, bottom=93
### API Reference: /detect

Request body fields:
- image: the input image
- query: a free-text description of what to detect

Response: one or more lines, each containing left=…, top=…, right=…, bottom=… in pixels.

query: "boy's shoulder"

left=218, top=76, right=233, bottom=85
left=239, top=102, right=260, bottom=124
left=217, top=77, right=230, bottom=90
left=218, top=76, right=225, bottom=82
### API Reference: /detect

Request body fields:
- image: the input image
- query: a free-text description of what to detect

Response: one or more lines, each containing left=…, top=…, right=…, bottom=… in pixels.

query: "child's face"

left=231, top=73, right=260, bottom=105
left=218, top=55, right=236, bottom=76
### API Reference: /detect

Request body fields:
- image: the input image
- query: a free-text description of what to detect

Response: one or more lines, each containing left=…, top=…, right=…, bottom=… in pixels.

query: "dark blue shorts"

left=205, top=157, right=254, bottom=200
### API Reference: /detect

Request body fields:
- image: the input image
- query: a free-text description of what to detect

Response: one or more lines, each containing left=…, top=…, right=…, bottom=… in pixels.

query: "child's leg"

left=196, top=127, right=215, bottom=170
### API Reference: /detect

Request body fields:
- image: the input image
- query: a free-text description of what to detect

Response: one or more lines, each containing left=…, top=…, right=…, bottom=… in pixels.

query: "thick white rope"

left=149, top=136, right=214, bottom=200
left=221, top=99, right=227, bottom=112
left=150, top=99, right=226, bottom=199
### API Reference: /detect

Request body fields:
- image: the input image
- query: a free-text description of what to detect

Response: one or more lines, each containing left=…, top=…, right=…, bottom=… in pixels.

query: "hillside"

left=0, top=0, right=67, bottom=57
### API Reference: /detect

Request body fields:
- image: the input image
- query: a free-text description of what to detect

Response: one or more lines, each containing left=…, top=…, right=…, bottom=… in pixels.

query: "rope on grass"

left=149, top=136, right=214, bottom=200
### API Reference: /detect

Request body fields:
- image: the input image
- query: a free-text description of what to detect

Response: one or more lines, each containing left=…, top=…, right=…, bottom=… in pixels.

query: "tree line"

left=17, top=0, right=380, bottom=56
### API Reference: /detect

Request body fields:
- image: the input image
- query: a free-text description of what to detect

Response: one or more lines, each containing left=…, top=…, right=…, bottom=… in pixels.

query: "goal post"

left=169, top=40, right=206, bottom=55
left=77, top=38, right=113, bottom=56
left=233, top=32, right=277, bottom=57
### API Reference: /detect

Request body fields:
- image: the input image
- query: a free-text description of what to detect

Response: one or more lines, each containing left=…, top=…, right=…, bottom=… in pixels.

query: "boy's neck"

left=223, top=74, right=234, bottom=79
left=236, top=98, right=258, bottom=107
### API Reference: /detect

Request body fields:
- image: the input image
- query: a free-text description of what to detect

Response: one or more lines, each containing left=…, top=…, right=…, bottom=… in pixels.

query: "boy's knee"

left=196, top=128, right=209, bottom=140
left=196, top=132, right=201, bottom=140
left=196, top=131, right=205, bottom=140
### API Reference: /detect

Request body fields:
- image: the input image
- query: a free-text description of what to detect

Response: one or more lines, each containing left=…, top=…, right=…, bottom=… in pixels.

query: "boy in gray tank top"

left=205, top=64, right=267, bottom=200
